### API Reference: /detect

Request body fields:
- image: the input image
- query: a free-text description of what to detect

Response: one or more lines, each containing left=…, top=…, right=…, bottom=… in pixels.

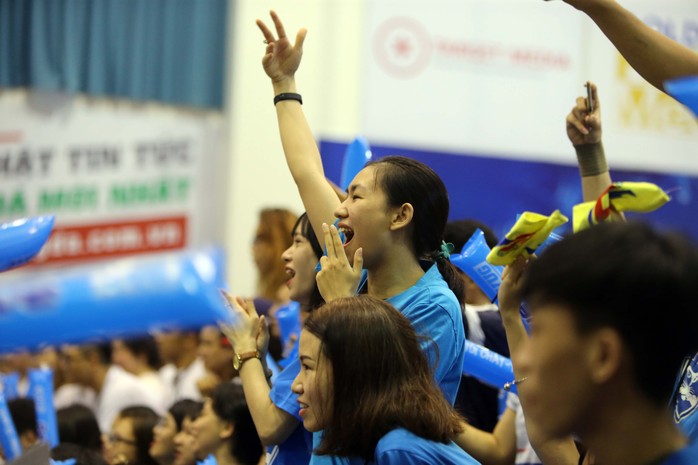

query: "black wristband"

left=274, top=93, right=302, bottom=105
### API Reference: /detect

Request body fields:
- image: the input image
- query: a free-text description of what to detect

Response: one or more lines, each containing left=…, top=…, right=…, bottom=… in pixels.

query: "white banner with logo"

left=361, top=0, right=698, bottom=174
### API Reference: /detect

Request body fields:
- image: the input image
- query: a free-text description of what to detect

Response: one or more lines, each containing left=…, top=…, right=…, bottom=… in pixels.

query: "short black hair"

left=522, top=221, right=698, bottom=405
left=444, top=219, right=499, bottom=250
left=57, top=404, right=102, bottom=451
left=169, top=399, right=203, bottom=431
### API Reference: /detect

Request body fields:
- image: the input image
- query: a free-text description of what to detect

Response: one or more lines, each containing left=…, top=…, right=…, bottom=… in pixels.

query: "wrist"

left=575, top=142, right=608, bottom=177
left=272, top=77, right=297, bottom=94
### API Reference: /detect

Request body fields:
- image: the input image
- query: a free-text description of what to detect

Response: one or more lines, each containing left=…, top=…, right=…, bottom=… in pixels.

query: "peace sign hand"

left=256, top=10, right=307, bottom=85
left=316, top=223, right=364, bottom=302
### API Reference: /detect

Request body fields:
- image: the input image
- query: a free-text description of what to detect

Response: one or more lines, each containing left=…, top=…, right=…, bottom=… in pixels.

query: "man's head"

left=197, top=326, right=234, bottom=380
left=517, top=221, right=698, bottom=438
left=60, top=343, right=111, bottom=389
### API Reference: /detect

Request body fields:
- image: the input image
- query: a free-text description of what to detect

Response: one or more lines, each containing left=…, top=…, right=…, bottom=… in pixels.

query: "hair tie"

left=435, top=241, right=455, bottom=260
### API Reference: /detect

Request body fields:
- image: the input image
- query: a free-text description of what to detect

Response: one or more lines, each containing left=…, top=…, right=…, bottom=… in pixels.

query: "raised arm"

left=566, top=82, right=611, bottom=202
left=257, top=10, right=341, bottom=241
left=563, top=0, right=698, bottom=92
left=496, top=260, right=583, bottom=465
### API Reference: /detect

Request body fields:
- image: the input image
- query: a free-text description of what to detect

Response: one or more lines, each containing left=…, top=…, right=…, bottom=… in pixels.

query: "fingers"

left=319, top=255, right=330, bottom=272
left=322, top=223, right=346, bottom=261
left=270, top=10, right=287, bottom=40
left=219, top=290, right=258, bottom=320
left=567, top=110, right=588, bottom=136
left=589, top=81, right=600, bottom=110
left=259, top=315, right=269, bottom=335
left=352, top=248, right=364, bottom=274
left=256, top=18, right=276, bottom=44
left=294, top=28, right=308, bottom=53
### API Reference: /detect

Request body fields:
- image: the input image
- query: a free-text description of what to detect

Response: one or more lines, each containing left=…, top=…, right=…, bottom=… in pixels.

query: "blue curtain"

left=0, top=0, right=227, bottom=109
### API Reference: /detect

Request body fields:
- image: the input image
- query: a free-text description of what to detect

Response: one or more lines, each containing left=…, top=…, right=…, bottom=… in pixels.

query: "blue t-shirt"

left=661, top=441, right=698, bottom=465
left=268, top=344, right=313, bottom=465
left=310, top=264, right=465, bottom=465
left=373, top=428, right=480, bottom=465
left=385, top=263, right=465, bottom=404
left=674, top=353, right=698, bottom=442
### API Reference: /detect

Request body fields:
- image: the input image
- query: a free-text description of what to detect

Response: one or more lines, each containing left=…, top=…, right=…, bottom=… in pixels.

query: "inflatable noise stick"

left=0, top=215, right=55, bottom=272
left=0, top=247, right=231, bottom=354
left=462, top=340, right=518, bottom=393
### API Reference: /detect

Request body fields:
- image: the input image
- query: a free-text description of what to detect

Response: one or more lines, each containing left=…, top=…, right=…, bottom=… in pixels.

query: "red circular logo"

left=373, top=17, right=433, bottom=79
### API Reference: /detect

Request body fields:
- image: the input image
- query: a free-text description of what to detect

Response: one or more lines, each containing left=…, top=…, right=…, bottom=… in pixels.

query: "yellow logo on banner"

left=616, top=56, right=697, bottom=134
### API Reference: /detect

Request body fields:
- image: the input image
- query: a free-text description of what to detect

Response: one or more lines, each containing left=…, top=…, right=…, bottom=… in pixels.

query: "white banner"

left=361, top=0, right=698, bottom=174
left=0, top=90, right=226, bottom=265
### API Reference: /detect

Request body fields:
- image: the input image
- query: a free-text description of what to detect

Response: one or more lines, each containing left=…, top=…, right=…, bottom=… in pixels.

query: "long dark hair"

left=369, top=156, right=464, bottom=306
left=305, top=295, right=463, bottom=460
left=292, top=212, right=324, bottom=310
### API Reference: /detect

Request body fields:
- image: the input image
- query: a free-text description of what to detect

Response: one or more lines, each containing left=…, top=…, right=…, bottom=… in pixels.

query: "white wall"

left=225, top=0, right=364, bottom=295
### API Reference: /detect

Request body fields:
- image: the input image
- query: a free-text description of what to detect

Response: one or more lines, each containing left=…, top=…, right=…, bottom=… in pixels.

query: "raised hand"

left=316, top=223, right=364, bottom=302
left=498, top=256, right=531, bottom=318
left=566, top=81, right=602, bottom=146
left=219, top=292, right=269, bottom=356
left=256, top=10, right=307, bottom=85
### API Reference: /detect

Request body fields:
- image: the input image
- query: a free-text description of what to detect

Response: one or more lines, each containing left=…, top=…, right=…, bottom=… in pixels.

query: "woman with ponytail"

left=256, top=9, right=465, bottom=432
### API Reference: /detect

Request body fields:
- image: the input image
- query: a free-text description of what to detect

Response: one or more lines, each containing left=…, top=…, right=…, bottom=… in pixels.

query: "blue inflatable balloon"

left=0, top=216, right=55, bottom=272
left=28, top=368, right=59, bottom=447
left=450, top=229, right=503, bottom=302
left=665, top=75, right=698, bottom=118
left=462, top=340, right=517, bottom=393
left=0, top=388, right=22, bottom=461
left=0, top=247, right=231, bottom=354
left=339, top=136, right=372, bottom=191
left=451, top=229, right=532, bottom=330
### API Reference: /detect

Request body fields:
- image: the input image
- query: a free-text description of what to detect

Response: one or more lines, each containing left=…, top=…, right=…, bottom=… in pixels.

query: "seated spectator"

left=112, top=336, right=169, bottom=412
left=196, top=326, right=236, bottom=397
left=156, top=331, right=206, bottom=403
left=172, top=410, right=204, bottom=465
left=60, top=343, right=163, bottom=433
left=497, top=222, right=698, bottom=464
left=288, top=295, right=479, bottom=464
left=191, top=382, right=263, bottom=465
left=103, top=406, right=160, bottom=465
left=150, top=399, right=204, bottom=465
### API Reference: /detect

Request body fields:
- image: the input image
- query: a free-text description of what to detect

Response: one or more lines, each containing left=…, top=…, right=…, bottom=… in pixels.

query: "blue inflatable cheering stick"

left=340, top=136, right=372, bottom=191
left=0, top=215, right=55, bottom=272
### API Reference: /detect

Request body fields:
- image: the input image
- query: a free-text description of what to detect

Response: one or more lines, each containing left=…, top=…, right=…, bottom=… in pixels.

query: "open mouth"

left=337, top=225, right=355, bottom=245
